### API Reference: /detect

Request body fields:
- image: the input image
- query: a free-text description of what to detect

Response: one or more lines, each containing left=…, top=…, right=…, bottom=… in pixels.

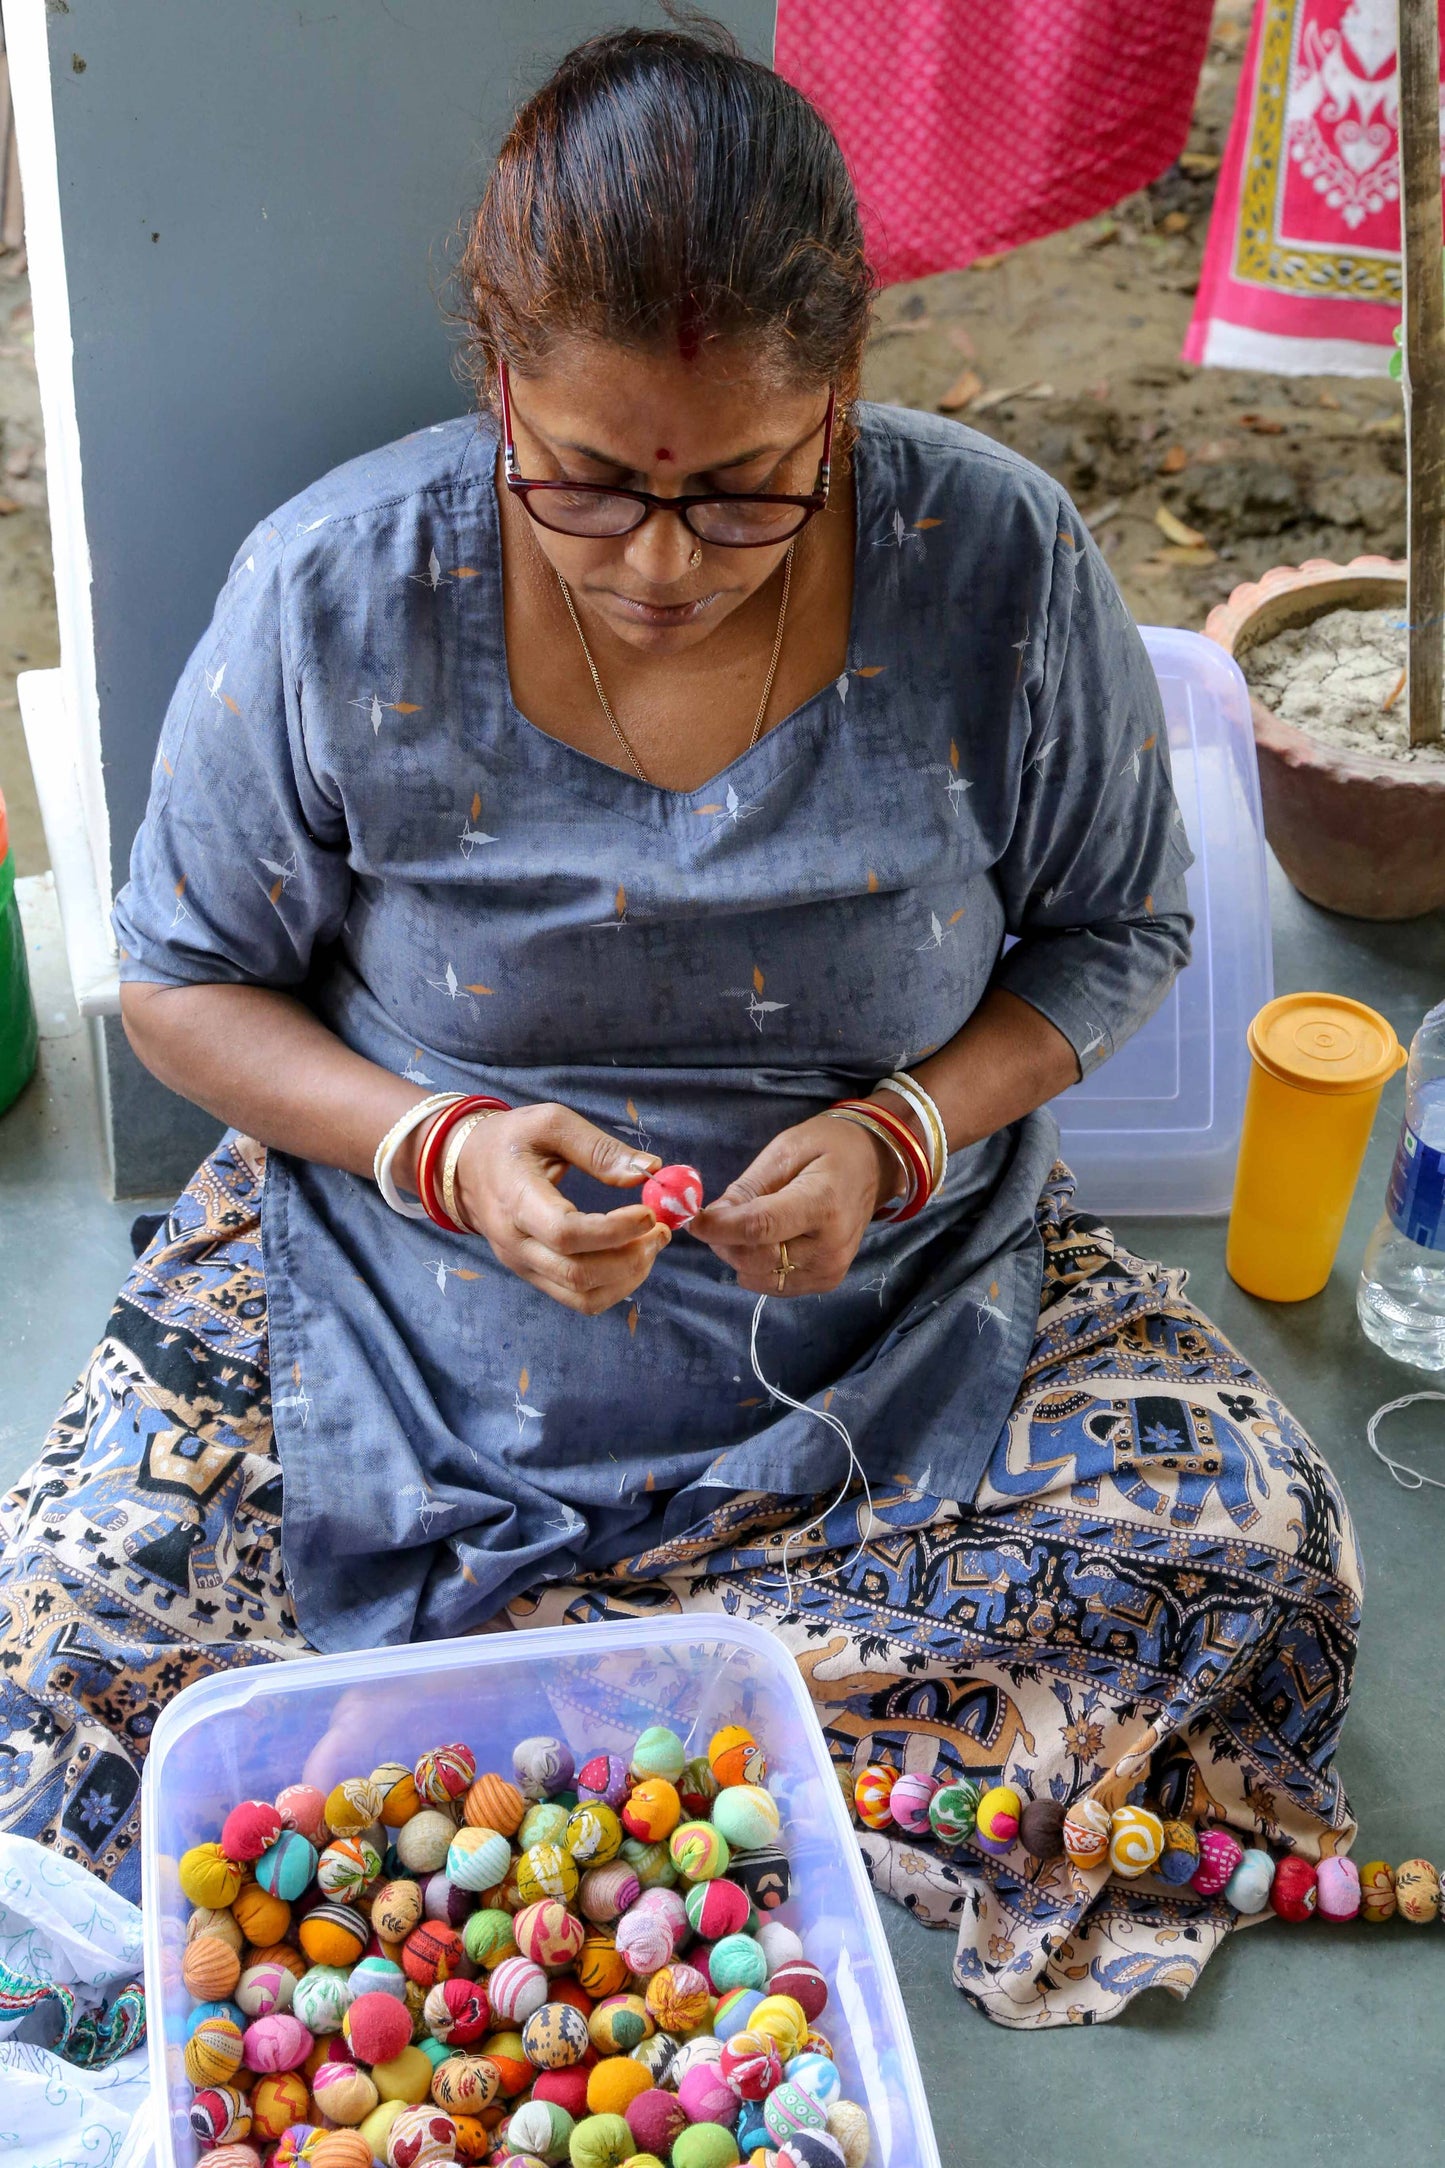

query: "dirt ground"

left=0, top=0, right=1412, bottom=878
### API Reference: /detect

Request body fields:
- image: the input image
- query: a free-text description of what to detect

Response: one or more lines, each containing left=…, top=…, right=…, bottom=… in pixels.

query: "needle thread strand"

left=748, top=1293, right=874, bottom=1611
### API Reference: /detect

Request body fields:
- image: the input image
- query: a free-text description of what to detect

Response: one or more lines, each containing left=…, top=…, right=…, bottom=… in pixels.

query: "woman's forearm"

left=120, top=981, right=429, bottom=1185
left=899, top=988, right=1081, bottom=1155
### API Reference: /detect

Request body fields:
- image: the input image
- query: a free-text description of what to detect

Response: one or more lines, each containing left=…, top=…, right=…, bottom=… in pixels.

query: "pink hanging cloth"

left=1185, top=0, right=1444, bottom=375
left=774, top=0, right=1216, bottom=287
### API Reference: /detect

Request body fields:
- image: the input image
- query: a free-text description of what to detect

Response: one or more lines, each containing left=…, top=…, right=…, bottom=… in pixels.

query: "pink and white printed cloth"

left=775, top=0, right=1215, bottom=287
left=1186, top=0, right=1445, bottom=375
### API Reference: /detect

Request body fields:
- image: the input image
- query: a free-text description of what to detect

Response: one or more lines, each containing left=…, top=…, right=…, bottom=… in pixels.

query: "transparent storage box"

left=142, top=1614, right=941, bottom=2168
left=1053, top=627, right=1272, bottom=1215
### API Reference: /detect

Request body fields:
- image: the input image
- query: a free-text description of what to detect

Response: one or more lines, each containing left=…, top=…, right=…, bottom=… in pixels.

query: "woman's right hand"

left=448, top=1102, right=669, bottom=1314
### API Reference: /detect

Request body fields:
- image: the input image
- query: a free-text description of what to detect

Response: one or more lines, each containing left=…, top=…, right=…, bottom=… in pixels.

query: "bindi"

left=655, top=448, right=673, bottom=462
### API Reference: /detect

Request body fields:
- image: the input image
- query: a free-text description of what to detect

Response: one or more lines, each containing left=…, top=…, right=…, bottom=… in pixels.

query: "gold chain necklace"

left=555, top=544, right=795, bottom=787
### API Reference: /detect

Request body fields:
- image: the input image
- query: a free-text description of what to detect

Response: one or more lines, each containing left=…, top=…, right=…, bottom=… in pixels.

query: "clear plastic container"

left=142, top=1614, right=941, bottom=2168
left=1053, top=627, right=1273, bottom=1215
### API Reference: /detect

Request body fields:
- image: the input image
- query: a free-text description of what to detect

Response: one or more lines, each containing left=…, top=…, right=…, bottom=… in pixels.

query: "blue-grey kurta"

left=112, top=403, right=1192, bottom=1652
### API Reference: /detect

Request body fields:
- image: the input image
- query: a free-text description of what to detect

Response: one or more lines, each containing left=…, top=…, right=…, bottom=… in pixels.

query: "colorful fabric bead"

left=232, top=1881, right=290, bottom=1947
left=463, top=1772, right=525, bottom=1836
left=1108, top=1806, right=1164, bottom=1879
left=348, top=1957, right=408, bottom=2003
left=1223, top=1849, right=1275, bottom=1915
left=313, top=2061, right=381, bottom=2125
left=644, top=1962, right=711, bottom=2034
left=431, top=2053, right=501, bottom=2114
left=577, top=1754, right=631, bottom=1809
left=731, top=1847, right=790, bottom=1912
left=586, top=2056, right=654, bottom=2118
left=786, top=2051, right=841, bottom=2108
left=275, top=1784, right=329, bottom=1843
left=517, top=1843, right=579, bottom=1906
left=677, top=2060, right=740, bottom=2125
left=522, top=2000, right=590, bottom=2070
left=630, top=1726, right=687, bottom=1783
left=670, top=1821, right=731, bottom=1881
left=488, top=1956, right=548, bottom=2024
left=400, top=1921, right=464, bottom=1989
left=580, top=1862, right=642, bottom=1922
left=851, top=1766, right=895, bottom=1830
left=292, top=1965, right=354, bottom=2033
left=719, top=2027, right=784, bottom=2101
left=324, top=1780, right=384, bottom=1836
left=825, top=2102, right=873, bottom=2168
left=183, top=2016, right=245, bottom=2086
left=234, top=1959, right=295, bottom=2019
left=566, top=1803, right=624, bottom=1865
left=1061, top=1796, right=1111, bottom=1869
left=422, top=1977, right=490, bottom=2046
left=317, top=1837, right=381, bottom=1901
left=748, top=1994, right=808, bottom=2062
left=446, top=1825, right=512, bottom=1891
left=1156, top=1819, right=1200, bottom=1885
left=1359, top=1860, right=1397, bottom=1922
left=369, top=1762, right=423, bottom=1829
left=685, top=1878, right=751, bottom=1940
left=251, top=1830, right=318, bottom=1906
left=711, top=1987, right=764, bottom=2042
left=372, top=1878, right=425, bottom=1943
left=512, top=1737, right=575, bottom=1802
left=926, top=1779, right=979, bottom=1846
left=220, top=1800, right=283, bottom=1865
left=763, top=2081, right=828, bottom=2143
left=383, top=2105, right=459, bottom=2167
left=395, top=1811, right=457, bottom=1876
left=619, top=1837, right=676, bottom=1891
left=508, top=2098, right=578, bottom=2162
left=1017, top=1800, right=1066, bottom=1861
left=1189, top=1827, right=1243, bottom=1897
left=766, top=1962, right=827, bottom=2023
left=973, top=1785, right=1022, bottom=1856
left=183, top=1934, right=242, bottom=2002
left=708, top=1933, right=769, bottom=1992
left=672, top=2129, right=742, bottom=2168
left=179, top=1843, right=246, bottom=1911
left=588, top=1991, right=652, bottom=2055
left=344, top=1989, right=413, bottom=2066
left=679, top=1758, right=721, bottom=1820
left=711, top=1786, right=779, bottom=1854
left=568, top=2112, right=634, bottom=2168
left=622, top=1780, right=682, bottom=1845
left=521, top=1803, right=571, bottom=1851
left=513, top=1899, right=585, bottom=1972
left=886, top=1773, right=938, bottom=1837
left=1270, top=1856, right=1319, bottom=1921
left=1395, top=1857, right=1440, bottom=1924
left=188, top=2084, right=251, bottom=2145
left=1316, top=1856, right=1362, bottom=1920
left=414, top=1745, right=477, bottom=1808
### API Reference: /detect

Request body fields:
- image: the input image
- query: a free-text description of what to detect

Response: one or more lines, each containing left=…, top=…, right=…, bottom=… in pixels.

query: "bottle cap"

left=1247, top=993, right=1406, bottom=1095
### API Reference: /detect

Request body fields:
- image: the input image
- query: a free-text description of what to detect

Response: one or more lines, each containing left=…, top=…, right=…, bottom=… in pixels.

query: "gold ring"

left=776, top=1241, right=794, bottom=1293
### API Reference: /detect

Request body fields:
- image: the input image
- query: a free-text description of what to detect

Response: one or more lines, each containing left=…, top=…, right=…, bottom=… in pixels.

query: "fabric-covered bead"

left=719, top=2028, right=784, bottom=2101
left=748, top=1995, right=807, bottom=2062
left=510, top=2098, right=577, bottom=2163
left=179, top=1843, right=246, bottom=1911
left=754, top=1920, right=804, bottom=1973
left=513, top=1738, right=575, bottom=1803
left=519, top=1844, right=580, bottom=1906
left=420, top=1873, right=472, bottom=1929
left=671, top=2034, right=725, bottom=2084
left=221, top=1801, right=284, bottom=1865
left=461, top=1907, right=517, bottom=1968
left=188, top=2084, right=252, bottom=2146
left=634, top=1885, right=689, bottom=1947
left=712, top=1786, right=781, bottom=1855
left=232, top=1880, right=291, bottom=1948
left=708, top=1933, right=768, bottom=1993
left=423, top=1976, right=490, bottom=2046
left=622, top=1780, right=681, bottom=1845
left=384, top=2105, right=459, bottom=2166
left=630, top=1726, right=687, bottom=1783
left=619, top=1839, right=675, bottom=1892
left=310, top=2135, right=376, bottom=2168
left=588, top=1991, right=652, bottom=2054
left=523, top=2000, right=591, bottom=2070
left=580, top=1862, right=642, bottom=1923
left=973, top=1786, right=1022, bottom=1856
left=481, top=2028, right=533, bottom=2095
left=585, top=2057, right=653, bottom=2118
left=464, top=1773, right=525, bottom=1836
left=292, top=1965, right=354, bottom=2033
left=359, top=2101, right=410, bottom=2161
left=432, top=2054, right=503, bottom=2113
left=373, top=1878, right=426, bottom=1943
left=1316, top=1856, right=1361, bottom=1921
left=514, top=1898, right=585, bottom=1972
left=1395, top=1857, right=1440, bottom=1924
left=397, top=1811, right=459, bottom=1877
left=1224, top=1849, right=1276, bottom=1915
left=350, top=1957, right=409, bottom=2003
left=566, top=1804, right=624, bottom=1866
left=671, top=1822, right=731, bottom=1882
left=275, top=1784, right=329, bottom=1844
left=1270, top=1856, right=1319, bottom=1922
left=186, top=1996, right=244, bottom=2036
left=251, top=2072, right=310, bottom=2141
left=1107, top=1806, right=1163, bottom=1879
left=186, top=1902, right=245, bottom=1953
left=926, top=1780, right=979, bottom=1847
left=886, top=1773, right=939, bottom=1837
left=825, top=2101, right=872, bottom=2168
left=776, top=2134, right=846, bottom=2168
left=522, top=1803, right=572, bottom=1851
left=197, top=2146, right=261, bottom=2168
left=644, top=1961, right=710, bottom=2033
left=576, top=1754, right=630, bottom=1809
left=313, top=2060, right=380, bottom=2125
left=568, top=2112, right=634, bottom=2168
left=298, top=1903, right=369, bottom=1969
left=766, top=1962, right=826, bottom=2023
left=344, top=1990, right=413, bottom=2066
left=368, top=1762, right=423, bottom=1829
left=254, top=1831, right=317, bottom=1904
left=685, top=1878, right=751, bottom=1941
left=679, top=1758, right=721, bottom=1820
left=235, top=1959, right=297, bottom=2020
left=1189, top=1828, right=1243, bottom=1897
left=850, top=1766, right=895, bottom=1831
left=183, top=2015, right=245, bottom=2086
left=575, top=1931, right=628, bottom=1998
left=707, top=1726, right=757, bottom=1783
left=1061, top=1797, right=1111, bottom=1869
left=763, top=2081, right=827, bottom=2144
left=785, top=2051, right=840, bottom=2108
left=448, top=1825, right=512, bottom=1892
left=372, top=2042, right=436, bottom=2105
left=615, top=1907, right=674, bottom=1979
left=625, top=2086, right=687, bottom=2156
left=672, top=2130, right=741, bottom=2168
left=489, top=1955, right=549, bottom=2024
left=404, top=1920, right=466, bottom=1990
left=678, top=2061, right=740, bottom=2126
left=629, top=2029, right=679, bottom=2083
left=1359, top=1859, right=1397, bottom=1922
left=730, top=1847, right=790, bottom=1912
left=318, top=1836, right=382, bottom=1901
left=1156, top=1820, right=1200, bottom=1886
left=1018, top=1800, right=1067, bottom=1861
left=183, top=1933, right=242, bottom=2002
left=324, top=1780, right=385, bottom=1836
left=414, top=1744, right=477, bottom=1808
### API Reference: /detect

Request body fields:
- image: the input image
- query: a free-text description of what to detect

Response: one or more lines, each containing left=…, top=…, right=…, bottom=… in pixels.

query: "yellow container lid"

left=1247, top=992, right=1405, bottom=1095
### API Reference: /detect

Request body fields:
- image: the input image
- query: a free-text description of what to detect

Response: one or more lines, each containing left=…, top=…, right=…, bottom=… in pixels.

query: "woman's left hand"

left=690, top=1113, right=902, bottom=1295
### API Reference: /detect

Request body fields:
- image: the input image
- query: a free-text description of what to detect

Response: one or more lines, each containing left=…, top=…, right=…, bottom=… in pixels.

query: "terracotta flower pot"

left=1205, top=556, right=1445, bottom=922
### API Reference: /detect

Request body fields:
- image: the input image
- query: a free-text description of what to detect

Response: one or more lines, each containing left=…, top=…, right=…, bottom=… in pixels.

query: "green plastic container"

left=0, top=786, right=38, bottom=1114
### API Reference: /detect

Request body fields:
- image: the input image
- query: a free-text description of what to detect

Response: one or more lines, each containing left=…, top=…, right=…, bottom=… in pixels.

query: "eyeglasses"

left=497, top=360, right=834, bottom=548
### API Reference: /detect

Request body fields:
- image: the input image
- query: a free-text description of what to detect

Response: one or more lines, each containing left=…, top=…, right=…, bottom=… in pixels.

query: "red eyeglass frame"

left=496, top=359, right=836, bottom=546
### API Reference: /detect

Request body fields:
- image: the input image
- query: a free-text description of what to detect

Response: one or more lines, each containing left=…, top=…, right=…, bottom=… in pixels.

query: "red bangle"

left=831, top=1097, right=933, bottom=1221
left=416, top=1094, right=510, bottom=1231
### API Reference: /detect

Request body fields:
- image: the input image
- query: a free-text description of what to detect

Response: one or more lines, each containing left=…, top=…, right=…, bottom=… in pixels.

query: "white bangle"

left=876, top=1070, right=949, bottom=1194
left=374, top=1092, right=465, bottom=1220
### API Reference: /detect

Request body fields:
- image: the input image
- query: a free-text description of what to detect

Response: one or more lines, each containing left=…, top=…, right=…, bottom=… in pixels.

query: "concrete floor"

left=3, top=863, right=1445, bottom=2166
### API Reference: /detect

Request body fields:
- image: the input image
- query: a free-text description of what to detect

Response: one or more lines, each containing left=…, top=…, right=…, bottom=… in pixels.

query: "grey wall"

left=43, top=0, right=775, bottom=1190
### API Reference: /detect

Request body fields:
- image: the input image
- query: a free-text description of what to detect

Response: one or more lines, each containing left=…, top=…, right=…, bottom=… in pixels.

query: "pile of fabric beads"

left=852, top=1764, right=1441, bottom=1925
left=174, top=1720, right=876, bottom=2168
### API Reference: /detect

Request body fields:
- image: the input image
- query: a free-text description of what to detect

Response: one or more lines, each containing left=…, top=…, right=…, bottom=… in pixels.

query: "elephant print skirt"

left=0, top=1143, right=1361, bottom=2028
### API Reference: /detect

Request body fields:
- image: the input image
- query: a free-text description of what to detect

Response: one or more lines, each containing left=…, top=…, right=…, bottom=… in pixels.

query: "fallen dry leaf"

left=1160, top=210, right=1191, bottom=235
left=1179, top=151, right=1221, bottom=176
left=1155, top=504, right=1208, bottom=548
left=969, top=380, right=1048, bottom=414
left=937, top=366, right=984, bottom=412
left=1155, top=542, right=1218, bottom=566
left=1239, top=412, right=1286, bottom=434
left=1160, top=445, right=1189, bottom=474
left=970, top=252, right=1006, bottom=272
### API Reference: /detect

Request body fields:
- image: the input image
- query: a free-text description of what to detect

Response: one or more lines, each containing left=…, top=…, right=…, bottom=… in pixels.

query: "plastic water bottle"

left=1358, top=1000, right=1445, bottom=1369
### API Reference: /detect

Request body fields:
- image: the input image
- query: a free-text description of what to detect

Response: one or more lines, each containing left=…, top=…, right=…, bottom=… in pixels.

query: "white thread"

left=1366, top=1391, right=1445, bottom=1490
left=748, top=1293, right=874, bottom=1611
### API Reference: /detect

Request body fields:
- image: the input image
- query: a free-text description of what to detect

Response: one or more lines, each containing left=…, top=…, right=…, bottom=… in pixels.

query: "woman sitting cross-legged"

left=0, top=21, right=1359, bottom=2027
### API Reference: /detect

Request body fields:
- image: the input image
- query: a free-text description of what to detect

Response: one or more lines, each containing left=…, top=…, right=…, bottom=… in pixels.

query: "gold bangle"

left=824, top=1106, right=915, bottom=1216
left=440, top=1110, right=491, bottom=1231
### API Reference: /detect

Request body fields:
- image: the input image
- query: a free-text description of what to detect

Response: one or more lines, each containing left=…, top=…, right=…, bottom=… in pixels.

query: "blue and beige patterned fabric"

left=110, top=402, right=1192, bottom=1650
left=0, top=1141, right=1360, bottom=2026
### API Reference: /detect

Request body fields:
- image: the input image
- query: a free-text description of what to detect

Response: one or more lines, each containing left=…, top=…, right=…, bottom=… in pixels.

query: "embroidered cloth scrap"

left=774, top=0, right=1215, bottom=286
left=1186, top=0, right=1445, bottom=375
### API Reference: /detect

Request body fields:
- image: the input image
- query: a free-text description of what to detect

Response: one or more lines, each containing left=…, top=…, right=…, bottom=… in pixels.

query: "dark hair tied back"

left=459, top=16, right=872, bottom=410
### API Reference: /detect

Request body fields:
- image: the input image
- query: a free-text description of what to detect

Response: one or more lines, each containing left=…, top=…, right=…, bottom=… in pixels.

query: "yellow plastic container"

left=1227, top=993, right=1406, bottom=1301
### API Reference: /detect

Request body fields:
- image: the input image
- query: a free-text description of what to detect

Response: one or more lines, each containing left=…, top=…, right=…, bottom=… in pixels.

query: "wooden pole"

left=1399, top=0, right=1445, bottom=747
